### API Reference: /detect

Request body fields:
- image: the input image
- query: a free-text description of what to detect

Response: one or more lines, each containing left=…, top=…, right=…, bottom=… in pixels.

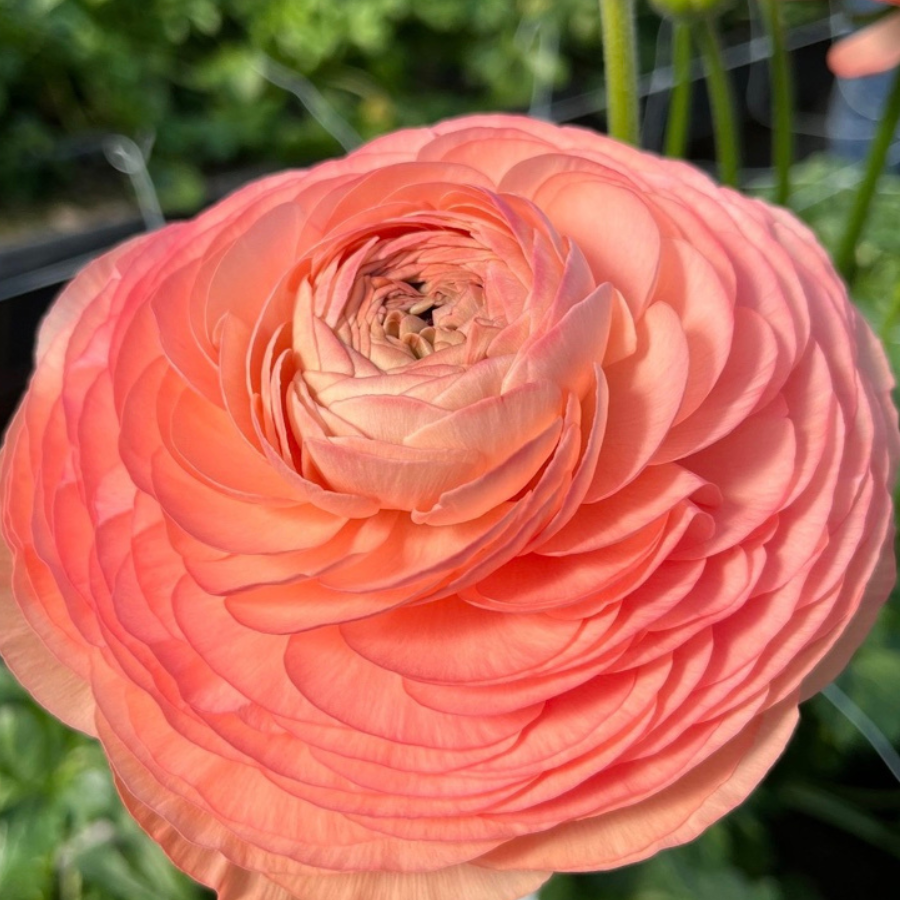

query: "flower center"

left=321, top=225, right=503, bottom=371
left=372, top=274, right=483, bottom=362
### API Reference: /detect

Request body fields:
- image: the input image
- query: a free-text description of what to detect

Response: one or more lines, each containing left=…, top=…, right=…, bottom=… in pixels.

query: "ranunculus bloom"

left=1, top=115, right=897, bottom=900
left=826, top=1, right=900, bottom=78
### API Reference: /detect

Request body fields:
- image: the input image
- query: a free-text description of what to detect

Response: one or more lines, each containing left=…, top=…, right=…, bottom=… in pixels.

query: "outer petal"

left=478, top=697, right=798, bottom=871
left=122, top=778, right=551, bottom=900
left=0, top=534, right=95, bottom=733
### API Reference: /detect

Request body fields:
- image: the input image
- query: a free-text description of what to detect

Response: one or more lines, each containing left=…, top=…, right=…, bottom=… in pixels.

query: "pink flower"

left=828, top=1, right=900, bottom=78
left=0, top=115, right=896, bottom=900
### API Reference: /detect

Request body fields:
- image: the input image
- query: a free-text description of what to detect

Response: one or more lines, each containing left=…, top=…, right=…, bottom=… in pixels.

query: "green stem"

left=599, top=0, right=640, bottom=144
left=693, top=16, right=739, bottom=186
left=758, top=0, right=793, bottom=205
left=664, top=21, right=693, bottom=159
left=879, top=280, right=900, bottom=344
left=834, top=63, right=900, bottom=280
left=781, top=783, right=900, bottom=861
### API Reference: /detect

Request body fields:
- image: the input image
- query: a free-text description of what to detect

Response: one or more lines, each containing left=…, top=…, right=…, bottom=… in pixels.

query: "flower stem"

left=878, top=280, right=900, bottom=344
left=693, top=16, right=739, bottom=186
left=599, top=0, right=640, bottom=145
left=834, top=64, right=900, bottom=281
left=758, top=0, right=793, bottom=205
left=664, top=21, right=693, bottom=159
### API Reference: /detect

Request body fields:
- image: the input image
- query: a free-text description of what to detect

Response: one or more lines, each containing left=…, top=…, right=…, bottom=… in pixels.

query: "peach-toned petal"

left=0, top=536, right=96, bottom=734
left=501, top=162, right=662, bottom=317
left=588, top=301, right=690, bottom=499
left=123, top=778, right=551, bottom=900
left=340, top=598, right=581, bottom=684
left=678, top=413, right=797, bottom=557
left=652, top=237, right=734, bottom=423
left=479, top=698, right=798, bottom=871
left=283, top=626, right=543, bottom=748
left=539, top=464, right=709, bottom=556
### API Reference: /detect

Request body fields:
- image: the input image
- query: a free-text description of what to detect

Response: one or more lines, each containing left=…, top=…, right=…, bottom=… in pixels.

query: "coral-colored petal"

left=0, top=538, right=96, bottom=734
left=479, top=698, right=797, bottom=871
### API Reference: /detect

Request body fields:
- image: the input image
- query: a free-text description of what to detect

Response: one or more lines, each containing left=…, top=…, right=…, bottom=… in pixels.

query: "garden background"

left=1, top=1, right=899, bottom=898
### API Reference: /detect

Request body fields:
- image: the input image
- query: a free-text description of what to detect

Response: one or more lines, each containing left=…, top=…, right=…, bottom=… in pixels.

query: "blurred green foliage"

left=0, top=0, right=616, bottom=210
left=0, top=665, right=207, bottom=900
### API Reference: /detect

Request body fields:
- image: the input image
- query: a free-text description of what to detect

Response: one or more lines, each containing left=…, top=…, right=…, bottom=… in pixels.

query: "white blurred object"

left=103, top=134, right=165, bottom=231
left=256, top=54, right=361, bottom=151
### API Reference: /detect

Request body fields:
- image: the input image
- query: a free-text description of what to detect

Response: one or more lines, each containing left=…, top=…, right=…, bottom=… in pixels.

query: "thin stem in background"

left=102, top=135, right=165, bottom=231
left=598, top=0, right=640, bottom=144
left=822, top=684, right=900, bottom=785
left=551, top=14, right=839, bottom=123
left=879, top=281, right=900, bottom=344
left=834, top=64, right=900, bottom=280
left=527, top=19, right=560, bottom=120
left=256, top=54, right=362, bottom=152
left=758, top=0, right=794, bottom=205
left=781, top=783, right=900, bottom=861
left=693, top=16, right=740, bottom=186
left=664, top=21, right=693, bottom=159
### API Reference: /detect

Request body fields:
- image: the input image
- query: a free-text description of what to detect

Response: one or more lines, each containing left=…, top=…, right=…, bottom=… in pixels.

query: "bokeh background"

left=1, top=2, right=899, bottom=898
